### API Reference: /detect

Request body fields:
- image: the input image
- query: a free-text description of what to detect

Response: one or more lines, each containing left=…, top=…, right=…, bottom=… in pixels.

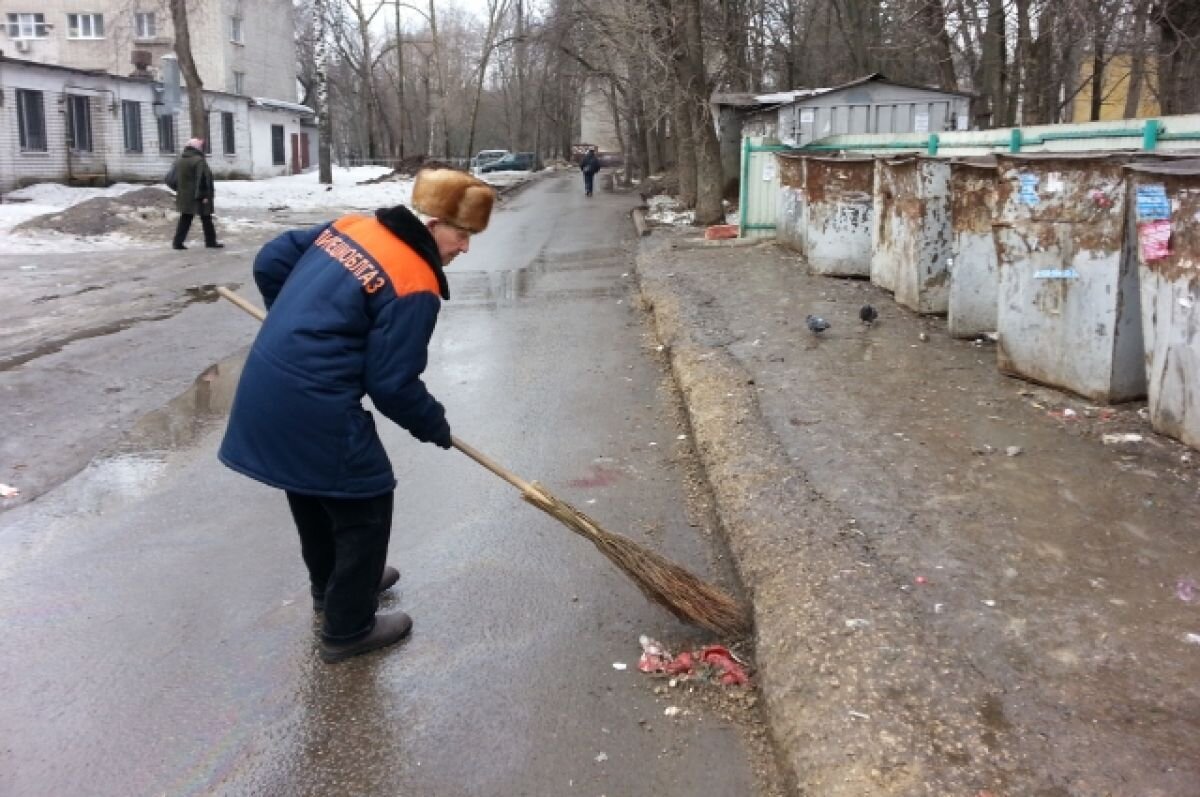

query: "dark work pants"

left=285, top=491, right=395, bottom=641
left=583, top=172, right=595, bottom=195
left=173, top=213, right=217, bottom=247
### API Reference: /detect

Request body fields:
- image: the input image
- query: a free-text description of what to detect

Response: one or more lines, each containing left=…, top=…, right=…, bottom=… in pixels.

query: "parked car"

left=480, top=152, right=543, bottom=173
left=471, top=149, right=510, bottom=170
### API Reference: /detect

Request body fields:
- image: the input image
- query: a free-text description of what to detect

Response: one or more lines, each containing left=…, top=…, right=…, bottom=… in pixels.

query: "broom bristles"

left=521, top=482, right=750, bottom=637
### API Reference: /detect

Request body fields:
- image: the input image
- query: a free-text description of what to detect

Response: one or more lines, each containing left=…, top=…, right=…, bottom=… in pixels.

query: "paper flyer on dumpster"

left=1136, top=184, right=1170, bottom=220
left=1139, top=219, right=1172, bottom=261
left=1018, top=173, right=1039, bottom=205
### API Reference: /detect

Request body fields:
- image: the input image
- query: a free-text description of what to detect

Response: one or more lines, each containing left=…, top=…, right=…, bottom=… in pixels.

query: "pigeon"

left=859, top=304, right=878, bottom=326
left=805, top=314, right=831, bottom=334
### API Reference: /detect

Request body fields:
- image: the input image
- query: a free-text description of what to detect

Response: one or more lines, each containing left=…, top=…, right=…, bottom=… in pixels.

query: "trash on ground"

left=1184, top=633, right=1200, bottom=647
left=704, top=224, right=738, bottom=240
left=612, top=662, right=628, bottom=671
left=637, top=635, right=750, bottom=686
left=595, top=752, right=608, bottom=763
left=663, top=706, right=685, bottom=717
left=1102, top=433, right=1144, bottom=445
left=1177, top=579, right=1198, bottom=603
left=844, top=618, right=871, bottom=630
left=848, top=710, right=871, bottom=720
left=0, top=483, right=19, bottom=498
left=1006, top=446, right=1024, bottom=457
left=1048, top=408, right=1078, bottom=421
left=981, top=599, right=997, bottom=607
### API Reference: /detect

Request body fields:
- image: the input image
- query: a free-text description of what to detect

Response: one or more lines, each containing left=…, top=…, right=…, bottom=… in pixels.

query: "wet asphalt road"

left=0, top=175, right=777, bottom=795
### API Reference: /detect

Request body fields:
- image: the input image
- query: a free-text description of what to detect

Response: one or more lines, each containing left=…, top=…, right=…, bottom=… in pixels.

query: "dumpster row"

left=774, top=151, right=1200, bottom=451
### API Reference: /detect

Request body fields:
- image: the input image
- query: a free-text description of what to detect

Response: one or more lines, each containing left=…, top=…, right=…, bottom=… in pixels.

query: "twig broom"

left=216, top=287, right=750, bottom=637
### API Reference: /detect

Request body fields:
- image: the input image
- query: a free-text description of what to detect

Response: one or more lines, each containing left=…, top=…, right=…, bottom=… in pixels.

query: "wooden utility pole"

left=168, top=0, right=207, bottom=141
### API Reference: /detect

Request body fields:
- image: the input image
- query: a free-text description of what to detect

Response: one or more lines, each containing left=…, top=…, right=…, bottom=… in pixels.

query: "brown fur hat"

left=412, top=169, right=496, bottom=233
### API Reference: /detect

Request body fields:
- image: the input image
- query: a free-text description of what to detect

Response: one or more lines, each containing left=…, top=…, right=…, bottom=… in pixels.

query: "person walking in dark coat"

left=219, top=169, right=495, bottom=663
left=172, top=138, right=223, bottom=250
left=580, top=148, right=600, bottom=197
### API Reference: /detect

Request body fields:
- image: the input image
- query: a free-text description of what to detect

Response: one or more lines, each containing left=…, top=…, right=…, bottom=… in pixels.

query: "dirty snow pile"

left=644, top=195, right=695, bottom=227
left=15, top=187, right=176, bottom=237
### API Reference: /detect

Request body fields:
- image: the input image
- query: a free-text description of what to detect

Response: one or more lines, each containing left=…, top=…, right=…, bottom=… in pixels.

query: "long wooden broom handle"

left=217, top=286, right=266, bottom=321
left=217, top=286, right=537, bottom=496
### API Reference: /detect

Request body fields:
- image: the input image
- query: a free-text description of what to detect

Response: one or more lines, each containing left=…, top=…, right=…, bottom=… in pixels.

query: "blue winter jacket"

left=218, top=206, right=451, bottom=498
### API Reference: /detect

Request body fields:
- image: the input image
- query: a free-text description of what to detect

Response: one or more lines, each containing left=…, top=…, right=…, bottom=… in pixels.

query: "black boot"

left=320, top=611, right=413, bottom=663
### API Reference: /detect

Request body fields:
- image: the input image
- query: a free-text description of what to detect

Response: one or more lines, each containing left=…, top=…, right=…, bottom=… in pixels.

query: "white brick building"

left=0, top=56, right=313, bottom=193
left=1, top=1, right=298, bottom=101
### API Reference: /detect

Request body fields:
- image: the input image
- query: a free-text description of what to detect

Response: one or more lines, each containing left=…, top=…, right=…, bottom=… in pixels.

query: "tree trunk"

left=169, top=0, right=207, bottom=140
left=311, top=0, right=333, bottom=182
left=918, top=0, right=958, bottom=91
left=394, top=1, right=405, bottom=159
left=1090, top=30, right=1106, bottom=121
left=674, top=99, right=697, bottom=207
left=1156, top=0, right=1200, bottom=114
left=1125, top=0, right=1150, bottom=118
left=976, top=0, right=1008, bottom=127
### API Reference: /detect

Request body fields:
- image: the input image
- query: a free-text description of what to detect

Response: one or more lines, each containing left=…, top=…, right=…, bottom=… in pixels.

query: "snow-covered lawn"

left=216, top=166, right=413, bottom=211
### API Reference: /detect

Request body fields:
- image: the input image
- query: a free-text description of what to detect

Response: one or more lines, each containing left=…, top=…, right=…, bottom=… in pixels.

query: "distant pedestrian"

left=172, top=138, right=223, bottom=250
left=580, top=148, right=600, bottom=197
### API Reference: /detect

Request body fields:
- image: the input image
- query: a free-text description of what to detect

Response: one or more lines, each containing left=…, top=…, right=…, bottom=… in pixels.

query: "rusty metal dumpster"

left=776, top=154, right=806, bottom=253
left=803, top=156, right=875, bottom=276
left=1126, top=160, right=1200, bottom=449
left=992, top=154, right=1146, bottom=402
left=871, top=156, right=953, bottom=313
left=947, top=158, right=1000, bottom=338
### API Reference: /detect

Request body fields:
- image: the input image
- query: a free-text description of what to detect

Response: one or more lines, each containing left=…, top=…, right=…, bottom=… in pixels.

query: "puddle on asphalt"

left=114, top=357, right=244, bottom=455
left=78, top=355, right=245, bottom=504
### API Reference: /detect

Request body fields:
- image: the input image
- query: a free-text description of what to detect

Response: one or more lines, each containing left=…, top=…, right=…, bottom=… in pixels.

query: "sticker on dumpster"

left=763, top=159, right=777, bottom=181
left=914, top=112, right=929, bottom=133
left=1034, top=269, right=1080, bottom=280
left=1139, top=219, right=1172, bottom=261
left=1044, top=173, right=1064, bottom=193
left=1135, top=184, right=1170, bottom=220
left=1018, top=174, right=1039, bottom=205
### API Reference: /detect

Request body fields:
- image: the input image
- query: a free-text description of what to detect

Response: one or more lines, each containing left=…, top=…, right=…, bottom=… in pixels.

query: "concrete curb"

left=634, top=232, right=1031, bottom=796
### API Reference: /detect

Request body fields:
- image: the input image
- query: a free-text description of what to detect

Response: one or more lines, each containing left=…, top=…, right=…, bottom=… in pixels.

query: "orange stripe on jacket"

left=332, top=215, right=441, bottom=298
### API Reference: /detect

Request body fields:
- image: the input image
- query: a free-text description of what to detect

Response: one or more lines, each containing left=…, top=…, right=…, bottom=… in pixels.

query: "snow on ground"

left=0, top=165, right=534, bottom=252
left=0, top=167, right=411, bottom=251
left=216, top=166, right=413, bottom=210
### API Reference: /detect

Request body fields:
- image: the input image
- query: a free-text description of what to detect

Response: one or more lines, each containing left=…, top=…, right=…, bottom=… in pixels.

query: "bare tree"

left=169, top=0, right=207, bottom=139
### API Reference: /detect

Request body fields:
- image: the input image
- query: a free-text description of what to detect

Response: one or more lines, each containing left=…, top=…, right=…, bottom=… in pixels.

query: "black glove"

left=429, top=419, right=453, bottom=450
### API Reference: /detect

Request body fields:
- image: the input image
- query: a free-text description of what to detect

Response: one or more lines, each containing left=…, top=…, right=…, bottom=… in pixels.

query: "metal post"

left=1010, top=128, right=1022, bottom=153
left=1143, top=119, right=1160, bottom=150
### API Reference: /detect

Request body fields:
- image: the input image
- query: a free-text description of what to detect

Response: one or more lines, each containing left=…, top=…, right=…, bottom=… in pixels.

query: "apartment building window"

left=122, top=101, right=143, bottom=152
left=134, top=12, right=156, bottom=40
left=233, top=71, right=245, bottom=95
left=6, top=13, right=48, bottom=38
left=16, top=89, right=47, bottom=152
left=67, top=13, right=105, bottom=39
left=271, top=125, right=285, bottom=165
left=229, top=16, right=243, bottom=44
left=66, top=95, right=93, bottom=152
left=222, top=112, right=236, bottom=154
left=157, top=114, right=176, bottom=154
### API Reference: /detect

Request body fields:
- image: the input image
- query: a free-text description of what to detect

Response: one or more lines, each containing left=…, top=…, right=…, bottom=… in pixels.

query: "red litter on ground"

left=637, top=635, right=750, bottom=687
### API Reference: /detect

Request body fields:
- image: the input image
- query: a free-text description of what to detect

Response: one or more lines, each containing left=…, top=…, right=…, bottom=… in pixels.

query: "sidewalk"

left=635, top=230, right=1200, bottom=795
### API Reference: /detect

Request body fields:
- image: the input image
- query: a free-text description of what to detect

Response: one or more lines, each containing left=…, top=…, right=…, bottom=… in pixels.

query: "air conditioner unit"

left=15, top=39, right=32, bottom=54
